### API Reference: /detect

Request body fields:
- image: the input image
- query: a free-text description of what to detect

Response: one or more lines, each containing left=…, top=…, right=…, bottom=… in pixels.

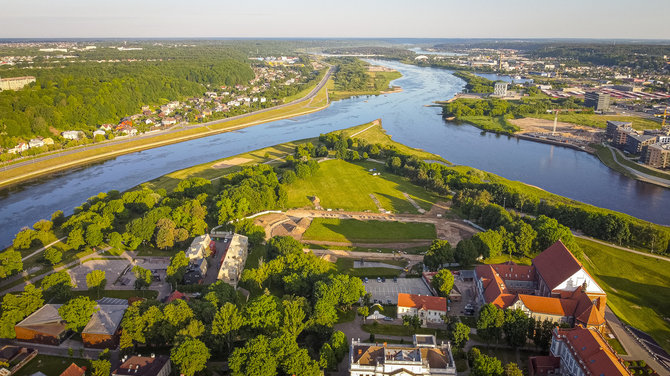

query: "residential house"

left=8, top=142, right=29, bottom=154
left=61, top=131, right=81, bottom=140
left=59, top=363, right=86, bottom=376
left=92, top=130, right=106, bottom=137
left=185, top=234, right=211, bottom=260
left=217, top=233, right=248, bottom=287
left=99, top=124, right=113, bottom=132
left=28, top=138, right=44, bottom=148
left=183, top=258, right=208, bottom=285
left=15, top=304, right=70, bottom=345
left=397, top=293, right=447, bottom=325
left=474, top=241, right=607, bottom=330
left=112, top=355, right=171, bottom=376
left=529, top=327, right=631, bottom=376
left=348, top=335, right=456, bottom=376
left=121, top=128, right=138, bottom=136
left=162, top=117, right=176, bottom=126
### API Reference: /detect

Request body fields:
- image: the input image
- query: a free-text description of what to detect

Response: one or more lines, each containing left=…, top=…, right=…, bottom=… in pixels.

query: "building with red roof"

left=474, top=241, right=607, bottom=330
left=529, top=327, right=631, bottom=376
left=397, top=293, right=447, bottom=325
left=59, top=363, right=86, bottom=376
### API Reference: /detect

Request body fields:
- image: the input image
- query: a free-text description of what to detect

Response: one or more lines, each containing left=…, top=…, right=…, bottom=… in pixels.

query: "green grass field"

left=14, top=355, right=90, bottom=376
left=286, top=159, right=441, bottom=213
left=529, top=113, right=661, bottom=131
left=303, top=218, right=436, bottom=243
left=458, top=115, right=520, bottom=134
left=577, top=237, right=670, bottom=352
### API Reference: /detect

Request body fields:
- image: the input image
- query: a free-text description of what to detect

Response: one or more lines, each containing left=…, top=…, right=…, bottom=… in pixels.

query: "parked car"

left=393, top=277, right=398, bottom=283
left=381, top=277, right=386, bottom=282
left=364, top=277, right=368, bottom=283
left=377, top=277, right=382, bottom=283
left=383, top=316, right=394, bottom=321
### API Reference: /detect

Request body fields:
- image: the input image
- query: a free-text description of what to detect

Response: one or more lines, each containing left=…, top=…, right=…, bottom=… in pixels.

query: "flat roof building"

left=625, top=134, right=656, bottom=155
left=493, top=82, right=508, bottom=97
left=642, top=142, right=670, bottom=168
left=584, top=92, right=610, bottom=112
left=217, top=233, right=248, bottom=287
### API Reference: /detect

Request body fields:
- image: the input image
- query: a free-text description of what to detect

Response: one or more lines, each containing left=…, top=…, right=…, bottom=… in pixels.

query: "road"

left=0, top=66, right=334, bottom=186
left=606, top=145, right=670, bottom=188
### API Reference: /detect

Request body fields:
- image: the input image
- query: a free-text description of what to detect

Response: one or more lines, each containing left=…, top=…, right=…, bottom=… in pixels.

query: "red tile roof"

left=517, top=294, right=577, bottom=317
left=397, top=293, right=447, bottom=312
left=528, top=355, right=560, bottom=376
left=555, top=327, right=630, bottom=376
left=60, top=363, right=86, bottom=376
left=165, top=290, right=187, bottom=303
left=532, top=240, right=582, bottom=291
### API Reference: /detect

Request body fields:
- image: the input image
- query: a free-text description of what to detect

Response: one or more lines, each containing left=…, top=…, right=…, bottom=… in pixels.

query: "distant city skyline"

left=2, top=0, right=670, bottom=40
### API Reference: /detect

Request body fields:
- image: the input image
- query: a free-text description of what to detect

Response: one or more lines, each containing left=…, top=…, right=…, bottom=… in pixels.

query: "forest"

left=0, top=48, right=255, bottom=148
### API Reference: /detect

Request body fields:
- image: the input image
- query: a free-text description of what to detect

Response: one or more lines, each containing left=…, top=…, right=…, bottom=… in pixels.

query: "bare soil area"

left=211, top=157, right=252, bottom=169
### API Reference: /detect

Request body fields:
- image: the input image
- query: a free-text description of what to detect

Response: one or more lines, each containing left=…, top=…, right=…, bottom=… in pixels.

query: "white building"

left=93, top=130, right=106, bottom=137
left=61, top=131, right=81, bottom=140
left=217, top=233, right=248, bottom=287
left=349, top=335, right=456, bottom=376
left=397, top=293, right=447, bottom=325
left=28, top=138, right=44, bottom=148
left=185, top=234, right=211, bottom=260
left=493, top=82, right=508, bottom=97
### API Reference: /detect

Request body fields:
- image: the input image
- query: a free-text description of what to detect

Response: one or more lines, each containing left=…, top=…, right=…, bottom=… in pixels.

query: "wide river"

left=1, top=60, right=669, bottom=247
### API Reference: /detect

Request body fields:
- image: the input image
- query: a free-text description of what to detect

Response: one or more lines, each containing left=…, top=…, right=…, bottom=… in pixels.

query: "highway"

left=0, top=66, right=334, bottom=181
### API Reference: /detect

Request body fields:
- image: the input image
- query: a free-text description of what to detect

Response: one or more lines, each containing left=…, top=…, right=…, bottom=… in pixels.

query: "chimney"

left=358, top=349, right=362, bottom=355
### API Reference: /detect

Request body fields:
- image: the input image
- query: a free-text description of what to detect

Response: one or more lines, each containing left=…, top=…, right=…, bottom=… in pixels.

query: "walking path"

left=606, top=145, right=670, bottom=188
left=574, top=234, right=670, bottom=262
left=22, top=237, right=67, bottom=261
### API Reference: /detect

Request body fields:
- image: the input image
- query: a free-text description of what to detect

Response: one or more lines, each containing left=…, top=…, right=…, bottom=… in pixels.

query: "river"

left=0, top=60, right=668, bottom=247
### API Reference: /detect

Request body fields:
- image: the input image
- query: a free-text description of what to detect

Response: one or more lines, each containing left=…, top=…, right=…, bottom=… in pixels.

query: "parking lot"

left=68, top=258, right=169, bottom=290
left=363, top=277, right=432, bottom=305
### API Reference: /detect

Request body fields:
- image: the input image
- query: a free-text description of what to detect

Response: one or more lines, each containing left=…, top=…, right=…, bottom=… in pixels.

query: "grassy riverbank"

left=0, top=74, right=332, bottom=189
left=593, top=144, right=670, bottom=182
left=329, top=69, right=402, bottom=101
left=457, top=115, right=519, bottom=134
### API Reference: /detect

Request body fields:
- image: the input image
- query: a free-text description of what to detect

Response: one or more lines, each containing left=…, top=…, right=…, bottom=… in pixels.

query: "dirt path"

left=402, top=192, right=425, bottom=214
left=369, top=193, right=385, bottom=212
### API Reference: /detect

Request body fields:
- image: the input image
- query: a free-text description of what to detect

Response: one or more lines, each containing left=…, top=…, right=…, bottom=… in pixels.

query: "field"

left=303, top=218, right=436, bottom=243
left=286, top=159, right=441, bottom=213
left=458, top=115, right=520, bottom=134
left=14, top=355, right=90, bottom=376
left=529, top=113, right=661, bottom=131
left=335, top=258, right=403, bottom=278
left=577, top=237, right=670, bottom=352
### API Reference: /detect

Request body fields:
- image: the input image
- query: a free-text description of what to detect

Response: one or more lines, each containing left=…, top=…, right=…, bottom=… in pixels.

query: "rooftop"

left=397, top=293, right=447, bottom=312
left=532, top=240, right=582, bottom=291
left=112, top=355, right=169, bottom=376
left=555, top=327, right=630, bottom=376
left=82, top=304, right=128, bottom=335
left=15, top=304, right=68, bottom=337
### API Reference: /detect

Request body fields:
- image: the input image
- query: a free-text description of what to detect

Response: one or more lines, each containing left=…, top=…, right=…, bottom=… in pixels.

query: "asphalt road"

left=1, top=66, right=334, bottom=178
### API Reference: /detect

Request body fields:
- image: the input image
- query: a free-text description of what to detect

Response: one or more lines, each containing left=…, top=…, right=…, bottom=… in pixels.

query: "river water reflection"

left=0, top=60, right=668, bottom=247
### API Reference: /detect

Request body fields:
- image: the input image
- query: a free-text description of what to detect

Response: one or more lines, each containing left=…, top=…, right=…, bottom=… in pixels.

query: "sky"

left=2, top=0, right=670, bottom=40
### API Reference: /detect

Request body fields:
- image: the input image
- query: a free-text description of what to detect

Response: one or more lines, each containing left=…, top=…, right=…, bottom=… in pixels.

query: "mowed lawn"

left=286, top=159, right=440, bottom=213
left=577, top=238, right=670, bottom=352
left=303, top=218, right=436, bottom=243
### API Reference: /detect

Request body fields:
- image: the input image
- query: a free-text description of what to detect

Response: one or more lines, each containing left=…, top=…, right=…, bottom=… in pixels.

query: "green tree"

left=281, top=347, right=321, bottom=376
left=132, top=265, right=152, bottom=291
left=177, top=319, right=205, bottom=339
left=86, top=270, right=106, bottom=298
left=229, top=335, right=278, bottom=376
left=42, top=271, right=74, bottom=301
left=91, top=359, right=111, bottom=376
left=455, top=239, right=479, bottom=267
left=319, top=343, right=337, bottom=371
left=166, top=252, right=189, bottom=287
left=67, top=227, right=85, bottom=251
left=0, top=249, right=23, bottom=278
left=58, top=296, right=98, bottom=332
left=13, top=228, right=36, bottom=249
left=330, top=331, right=348, bottom=361
left=155, top=218, right=176, bottom=249
left=357, top=305, right=369, bottom=320
left=43, top=248, right=62, bottom=265
left=281, top=298, right=307, bottom=339
left=451, top=322, right=470, bottom=349
left=503, top=309, right=531, bottom=347
left=472, top=353, right=504, bottom=376
left=212, top=302, right=244, bottom=350
left=504, top=362, right=524, bottom=376
left=403, top=314, right=422, bottom=333
left=431, top=269, right=454, bottom=297
left=477, top=303, right=504, bottom=343
left=85, top=224, right=103, bottom=247
left=423, top=240, right=453, bottom=271
left=244, top=292, right=281, bottom=333
left=0, top=284, right=44, bottom=338
left=170, top=338, right=211, bottom=376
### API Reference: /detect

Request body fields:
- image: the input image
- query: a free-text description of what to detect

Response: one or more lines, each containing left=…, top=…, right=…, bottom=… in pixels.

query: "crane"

left=549, top=108, right=587, bottom=135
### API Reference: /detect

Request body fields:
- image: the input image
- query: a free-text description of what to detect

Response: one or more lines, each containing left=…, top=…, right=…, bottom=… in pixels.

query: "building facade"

left=642, top=142, right=670, bottom=168
left=397, top=293, right=447, bottom=325
left=493, top=82, right=508, bottom=97
left=217, top=233, right=248, bottom=287
left=584, top=92, right=610, bottom=112
left=0, top=76, right=35, bottom=91
left=349, top=335, right=456, bottom=376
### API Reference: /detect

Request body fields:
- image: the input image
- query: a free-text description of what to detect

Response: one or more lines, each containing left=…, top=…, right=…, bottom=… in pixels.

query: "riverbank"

left=593, top=144, right=670, bottom=188
left=0, top=67, right=334, bottom=189
left=328, top=67, right=402, bottom=101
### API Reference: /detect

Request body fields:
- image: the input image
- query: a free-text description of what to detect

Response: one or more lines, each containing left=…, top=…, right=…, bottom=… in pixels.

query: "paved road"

left=605, top=308, right=668, bottom=374
left=0, top=66, right=334, bottom=186
left=606, top=145, right=670, bottom=188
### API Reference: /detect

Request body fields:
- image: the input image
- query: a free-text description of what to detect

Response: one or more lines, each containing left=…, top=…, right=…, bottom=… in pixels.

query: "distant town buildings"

left=0, top=76, right=35, bottom=91
left=397, top=293, right=447, bottom=325
left=348, top=335, right=456, bottom=376
left=529, top=327, right=631, bottom=376
left=474, top=241, right=607, bottom=330
left=584, top=91, right=611, bottom=112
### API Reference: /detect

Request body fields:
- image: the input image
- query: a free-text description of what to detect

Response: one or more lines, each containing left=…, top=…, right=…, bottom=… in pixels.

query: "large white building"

left=185, top=234, right=211, bottom=260
left=349, top=335, right=456, bottom=376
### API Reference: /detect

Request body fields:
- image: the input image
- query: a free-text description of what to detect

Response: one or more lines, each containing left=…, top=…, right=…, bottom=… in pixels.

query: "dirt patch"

left=211, top=157, right=252, bottom=169
left=311, top=196, right=322, bottom=210
left=510, top=117, right=603, bottom=141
